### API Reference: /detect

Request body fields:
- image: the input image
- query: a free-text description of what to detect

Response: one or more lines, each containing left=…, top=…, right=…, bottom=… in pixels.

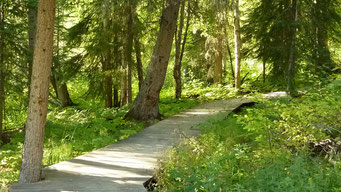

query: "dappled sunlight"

left=11, top=99, right=252, bottom=191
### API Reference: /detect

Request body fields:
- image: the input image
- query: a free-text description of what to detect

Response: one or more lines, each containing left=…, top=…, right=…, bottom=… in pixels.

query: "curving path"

left=11, top=95, right=285, bottom=192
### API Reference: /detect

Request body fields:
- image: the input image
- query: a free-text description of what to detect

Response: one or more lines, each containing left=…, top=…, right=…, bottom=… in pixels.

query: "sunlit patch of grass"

left=156, top=81, right=341, bottom=191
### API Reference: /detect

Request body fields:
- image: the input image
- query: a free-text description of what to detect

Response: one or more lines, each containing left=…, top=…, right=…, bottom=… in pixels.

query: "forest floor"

left=9, top=96, right=269, bottom=192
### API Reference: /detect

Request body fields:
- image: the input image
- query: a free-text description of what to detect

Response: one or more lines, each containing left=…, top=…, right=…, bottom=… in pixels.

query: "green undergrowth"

left=156, top=80, right=341, bottom=192
left=0, top=93, right=198, bottom=190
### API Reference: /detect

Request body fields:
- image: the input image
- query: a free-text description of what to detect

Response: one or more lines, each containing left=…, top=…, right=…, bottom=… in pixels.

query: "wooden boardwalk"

left=11, top=97, right=266, bottom=192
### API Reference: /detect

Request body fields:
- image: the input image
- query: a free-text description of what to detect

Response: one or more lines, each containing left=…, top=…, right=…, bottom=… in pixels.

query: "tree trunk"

left=214, top=34, right=223, bottom=84
left=126, top=3, right=134, bottom=104
left=226, top=35, right=234, bottom=81
left=287, top=0, right=299, bottom=96
left=0, top=1, right=4, bottom=140
left=316, top=0, right=332, bottom=74
left=19, top=0, right=55, bottom=183
left=174, top=0, right=191, bottom=98
left=53, top=4, right=73, bottom=108
left=101, top=0, right=113, bottom=108
left=125, top=0, right=180, bottom=121
left=102, top=42, right=113, bottom=107
left=173, top=0, right=185, bottom=98
left=0, top=67, right=4, bottom=141
left=113, top=86, right=119, bottom=107
left=263, top=58, right=266, bottom=83
left=134, top=36, right=144, bottom=91
left=54, top=76, right=74, bottom=107
left=28, top=0, right=38, bottom=95
left=103, top=65, right=113, bottom=108
left=113, top=35, right=120, bottom=108
left=120, top=51, right=128, bottom=106
left=234, top=0, right=241, bottom=89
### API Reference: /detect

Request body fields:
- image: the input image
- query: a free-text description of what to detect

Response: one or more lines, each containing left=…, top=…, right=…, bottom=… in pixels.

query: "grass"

left=0, top=85, right=199, bottom=191
left=155, top=80, right=341, bottom=192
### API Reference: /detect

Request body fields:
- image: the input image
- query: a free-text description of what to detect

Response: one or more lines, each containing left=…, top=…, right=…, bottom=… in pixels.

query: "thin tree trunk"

left=120, top=51, right=128, bottom=106
left=0, top=68, right=4, bottom=141
left=234, top=0, right=241, bottom=89
left=224, top=24, right=234, bottom=82
left=134, top=36, right=144, bottom=90
left=103, top=66, right=113, bottom=108
left=19, top=0, right=55, bottom=183
left=214, top=34, right=223, bottom=84
left=316, top=0, right=332, bottom=74
left=54, top=4, right=73, bottom=107
left=54, top=77, right=74, bottom=107
left=50, top=73, right=58, bottom=97
left=0, top=1, right=4, bottom=139
left=177, top=0, right=191, bottom=98
left=102, top=0, right=113, bottom=108
left=113, top=86, right=119, bottom=107
left=127, top=63, right=132, bottom=104
left=126, top=3, right=134, bottom=104
left=102, top=48, right=113, bottom=108
left=173, top=0, right=185, bottom=98
left=28, top=0, right=38, bottom=95
left=263, top=58, right=266, bottom=83
left=125, top=0, right=180, bottom=121
left=113, top=35, right=120, bottom=107
left=287, top=0, right=299, bottom=96
left=226, top=37, right=234, bottom=81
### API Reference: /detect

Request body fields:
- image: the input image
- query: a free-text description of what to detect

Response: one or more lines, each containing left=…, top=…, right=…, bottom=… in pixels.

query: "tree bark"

left=174, top=0, right=190, bottom=98
left=53, top=4, right=73, bottom=108
left=0, top=67, right=4, bottom=141
left=125, top=0, right=180, bottom=121
left=287, top=0, right=299, bottom=96
left=120, top=51, right=128, bottom=106
left=0, top=2, right=5, bottom=140
left=234, top=0, right=241, bottom=89
left=113, top=35, right=120, bottom=108
left=214, top=34, right=223, bottom=84
left=126, top=3, right=134, bottom=104
left=113, top=86, right=119, bottom=107
left=134, top=36, right=144, bottom=91
left=263, top=59, right=266, bottom=83
left=224, top=26, right=235, bottom=82
left=52, top=75, right=74, bottom=107
left=19, top=0, right=55, bottom=183
left=103, top=64, right=113, bottom=108
left=28, top=0, right=38, bottom=95
left=173, top=0, right=185, bottom=98
left=315, top=0, right=332, bottom=74
left=101, top=0, right=114, bottom=108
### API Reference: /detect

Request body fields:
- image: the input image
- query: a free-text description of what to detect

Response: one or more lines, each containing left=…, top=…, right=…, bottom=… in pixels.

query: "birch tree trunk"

left=19, top=0, right=55, bottom=183
left=125, top=0, right=180, bottom=121
left=234, top=0, right=241, bottom=89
